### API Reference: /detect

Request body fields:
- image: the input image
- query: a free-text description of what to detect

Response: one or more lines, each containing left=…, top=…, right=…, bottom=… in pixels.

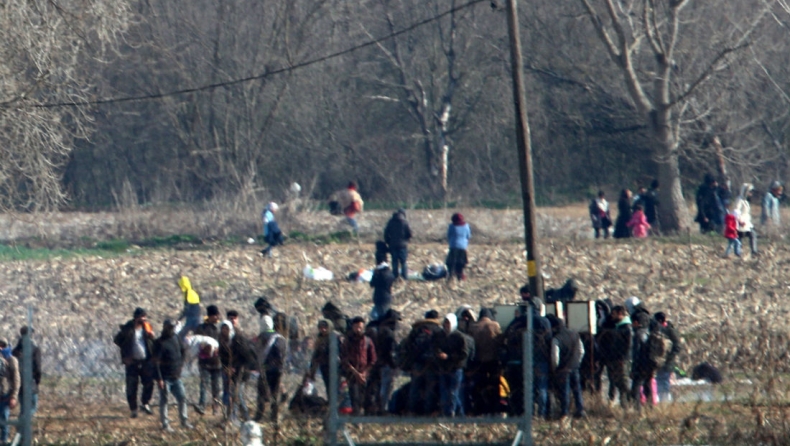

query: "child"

left=626, top=204, right=651, bottom=238
left=723, top=209, right=742, bottom=257
left=446, top=213, right=471, bottom=280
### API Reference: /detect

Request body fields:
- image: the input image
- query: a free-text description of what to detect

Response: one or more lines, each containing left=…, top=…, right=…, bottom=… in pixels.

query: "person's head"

left=704, top=173, right=717, bottom=186
left=771, top=180, right=783, bottom=196
left=207, top=305, right=220, bottom=324
left=624, top=296, right=641, bottom=315
left=397, top=208, right=406, bottom=218
left=317, top=319, right=330, bottom=335
left=546, top=314, right=563, bottom=333
left=650, top=179, right=659, bottom=190
left=456, top=305, right=474, bottom=322
left=610, top=305, right=626, bottom=322
left=637, top=186, right=647, bottom=195
left=519, top=285, right=531, bottom=301
left=19, top=326, right=33, bottom=337
left=479, top=308, right=494, bottom=321
left=514, top=305, right=528, bottom=318
left=620, top=189, right=631, bottom=200
left=220, top=321, right=232, bottom=340
left=347, top=181, right=358, bottom=190
left=443, top=313, right=458, bottom=334
left=133, top=307, right=147, bottom=324
left=633, top=204, right=643, bottom=212
left=303, top=336, right=315, bottom=350
left=0, top=338, right=9, bottom=349
left=350, top=316, right=365, bottom=335
left=451, top=213, right=465, bottom=225
left=227, top=310, right=239, bottom=327
left=254, top=297, right=273, bottom=316
left=740, top=183, right=754, bottom=199
left=163, top=319, right=177, bottom=337
left=654, top=312, right=667, bottom=324
left=267, top=202, right=279, bottom=213
left=597, top=190, right=605, bottom=199
left=425, top=310, right=439, bottom=320
left=633, top=312, right=649, bottom=328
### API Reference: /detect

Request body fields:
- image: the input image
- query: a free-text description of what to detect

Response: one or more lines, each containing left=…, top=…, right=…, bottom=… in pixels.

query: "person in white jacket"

left=733, top=183, right=758, bottom=255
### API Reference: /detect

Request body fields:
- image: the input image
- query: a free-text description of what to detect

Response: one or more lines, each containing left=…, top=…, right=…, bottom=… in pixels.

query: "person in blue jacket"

left=445, top=213, right=471, bottom=281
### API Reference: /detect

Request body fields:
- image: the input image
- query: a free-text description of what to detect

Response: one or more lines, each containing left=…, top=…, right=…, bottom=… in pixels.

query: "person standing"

left=695, top=173, right=725, bottom=234
left=597, top=305, right=632, bottom=408
left=548, top=315, right=585, bottom=419
left=177, top=276, right=201, bottom=339
left=334, top=181, right=364, bottom=234
left=653, top=312, right=682, bottom=403
left=634, top=180, right=660, bottom=234
left=384, top=209, right=412, bottom=280
left=613, top=189, right=633, bottom=239
left=627, top=204, right=651, bottom=238
left=630, top=313, right=657, bottom=411
left=261, top=202, right=284, bottom=257
left=589, top=190, right=612, bottom=239
left=219, top=320, right=257, bottom=422
left=367, top=310, right=400, bottom=415
left=255, top=315, right=286, bottom=422
left=194, top=305, right=221, bottom=415
left=154, top=319, right=193, bottom=432
left=12, top=326, right=41, bottom=417
left=340, top=317, right=377, bottom=415
left=369, top=261, right=395, bottom=321
left=446, top=213, right=471, bottom=281
left=403, top=310, right=442, bottom=415
left=113, top=307, right=155, bottom=418
left=761, top=180, right=783, bottom=229
left=433, top=314, right=470, bottom=417
left=733, top=183, right=758, bottom=255
left=0, top=338, right=19, bottom=444
left=468, top=308, right=501, bottom=415
left=308, top=320, right=340, bottom=394
left=723, top=208, right=742, bottom=257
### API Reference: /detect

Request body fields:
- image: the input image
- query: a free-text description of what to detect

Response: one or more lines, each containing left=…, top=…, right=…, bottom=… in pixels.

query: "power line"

left=33, top=0, right=486, bottom=109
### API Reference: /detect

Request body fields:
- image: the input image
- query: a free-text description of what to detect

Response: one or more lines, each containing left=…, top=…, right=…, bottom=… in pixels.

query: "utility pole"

left=506, top=0, right=543, bottom=299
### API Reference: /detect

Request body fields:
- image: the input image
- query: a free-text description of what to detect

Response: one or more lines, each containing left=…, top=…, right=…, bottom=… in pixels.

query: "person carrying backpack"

left=0, top=338, right=19, bottom=444
left=548, top=315, right=585, bottom=419
left=630, top=313, right=663, bottom=410
left=255, top=315, right=287, bottom=422
left=653, top=312, right=681, bottom=403
left=113, top=307, right=155, bottom=418
left=402, top=310, right=443, bottom=415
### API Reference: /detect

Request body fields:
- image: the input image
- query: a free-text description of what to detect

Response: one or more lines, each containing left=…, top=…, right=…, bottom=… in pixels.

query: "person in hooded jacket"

left=446, top=213, right=471, bottom=281
left=613, top=189, right=634, bottom=239
left=761, top=180, right=783, bottom=228
left=177, top=276, right=201, bottom=340
left=468, top=308, right=501, bottom=415
left=255, top=315, right=287, bottom=422
left=654, top=312, right=682, bottom=403
left=12, top=326, right=41, bottom=418
left=308, top=320, right=341, bottom=395
left=630, top=313, right=658, bottom=410
left=433, top=314, right=470, bottom=417
left=341, top=317, right=377, bottom=415
left=219, top=320, right=258, bottom=422
left=154, top=319, right=193, bottom=432
left=597, top=305, right=632, bottom=408
left=113, top=307, right=156, bottom=418
left=0, top=337, right=19, bottom=444
left=370, top=261, right=396, bottom=321
left=403, top=310, right=443, bottom=415
left=696, top=173, right=725, bottom=234
left=548, top=315, right=585, bottom=419
left=734, top=183, right=758, bottom=255
left=194, top=305, right=221, bottom=415
left=261, top=202, right=284, bottom=257
left=499, top=305, right=530, bottom=416
left=384, top=209, right=413, bottom=279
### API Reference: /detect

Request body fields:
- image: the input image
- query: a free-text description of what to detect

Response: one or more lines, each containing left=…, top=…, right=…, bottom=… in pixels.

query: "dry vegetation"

left=3, top=206, right=790, bottom=444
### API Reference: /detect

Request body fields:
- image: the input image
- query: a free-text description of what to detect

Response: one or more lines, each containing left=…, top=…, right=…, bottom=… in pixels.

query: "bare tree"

left=0, top=0, right=131, bottom=211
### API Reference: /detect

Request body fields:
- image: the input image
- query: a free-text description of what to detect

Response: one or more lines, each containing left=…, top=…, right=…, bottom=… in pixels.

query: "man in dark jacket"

left=384, top=209, right=412, bottom=279
left=548, top=315, right=585, bottom=419
left=630, top=313, right=657, bottom=410
left=113, top=307, right=155, bottom=418
left=219, top=320, right=258, bottom=421
left=468, top=308, right=501, bottom=415
left=434, top=314, right=470, bottom=417
left=154, top=319, right=193, bottom=432
left=634, top=179, right=660, bottom=232
left=255, top=315, right=287, bottom=422
left=403, top=310, right=443, bottom=415
left=12, top=326, right=41, bottom=417
left=364, top=310, right=400, bottom=415
left=597, top=305, right=632, bottom=408
left=194, top=304, right=221, bottom=415
left=308, top=320, right=341, bottom=394
left=370, top=262, right=396, bottom=321
left=341, top=317, right=377, bottom=415
left=500, top=305, right=528, bottom=416
left=654, top=312, right=682, bottom=403
left=695, top=173, right=725, bottom=233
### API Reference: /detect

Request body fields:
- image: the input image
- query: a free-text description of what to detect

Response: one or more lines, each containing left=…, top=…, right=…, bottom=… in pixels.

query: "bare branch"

left=670, top=43, right=750, bottom=107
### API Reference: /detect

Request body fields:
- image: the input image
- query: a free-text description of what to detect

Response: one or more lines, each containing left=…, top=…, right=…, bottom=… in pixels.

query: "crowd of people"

left=589, top=180, right=660, bottom=240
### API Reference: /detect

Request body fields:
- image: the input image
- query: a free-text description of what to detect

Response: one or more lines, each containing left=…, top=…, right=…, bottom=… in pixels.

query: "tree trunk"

left=653, top=110, right=691, bottom=233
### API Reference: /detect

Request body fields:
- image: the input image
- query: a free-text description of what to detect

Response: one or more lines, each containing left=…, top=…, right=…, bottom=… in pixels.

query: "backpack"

left=400, top=324, right=436, bottom=371
left=646, top=325, right=672, bottom=369
left=422, top=264, right=447, bottom=281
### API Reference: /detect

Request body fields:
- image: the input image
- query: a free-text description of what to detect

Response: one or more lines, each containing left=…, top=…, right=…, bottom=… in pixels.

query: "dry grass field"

left=3, top=205, right=790, bottom=444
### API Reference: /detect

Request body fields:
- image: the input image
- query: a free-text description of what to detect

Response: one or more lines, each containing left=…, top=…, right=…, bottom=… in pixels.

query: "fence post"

left=521, top=314, right=533, bottom=446
left=20, top=307, right=33, bottom=446
left=327, top=331, right=339, bottom=446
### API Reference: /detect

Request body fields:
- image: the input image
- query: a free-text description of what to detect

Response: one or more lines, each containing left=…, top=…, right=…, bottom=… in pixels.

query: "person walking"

left=254, top=315, right=287, bottom=422
left=113, top=307, right=155, bottom=418
left=12, top=326, right=41, bottom=417
left=733, top=183, right=758, bottom=255
left=589, top=190, right=612, bottom=239
left=723, top=207, right=742, bottom=257
left=383, top=209, right=412, bottom=280
left=0, top=338, right=19, bottom=445
left=340, top=317, right=377, bottom=415
left=695, top=173, right=725, bottom=234
left=177, top=276, right=201, bottom=339
left=154, top=319, right=193, bottom=432
left=548, top=315, right=585, bottom=419
left=761, top=180, right=783, bottom=229
left=334, top=181, right=364, bottom=234
left=261, top=202, right=284, bottom=257
left=613, top=189, right=633, bottom=239
left=627, top=204, right=651, bottom=238
left=194, top=305, right=221, bottom=415
left=446, top=213, right=471, bottom=281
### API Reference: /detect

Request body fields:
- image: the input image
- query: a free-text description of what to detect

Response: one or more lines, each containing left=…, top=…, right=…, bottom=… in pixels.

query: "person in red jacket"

left=723, top=209, right=742, bottom=257
left=340, top=317, right=377, bottom=415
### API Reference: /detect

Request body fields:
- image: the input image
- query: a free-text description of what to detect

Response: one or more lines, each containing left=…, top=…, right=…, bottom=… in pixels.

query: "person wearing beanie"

left=0, top=337, right=19, bottom=444
left=761, top=180, right=783, bottom=228
left=549, top=315, right=585, bottom=419
left=254, top=314, right=287, bottom=422
left=446, top=213, right=471, bottom=281
left=177, top=276, right=201, bottom=340
left=113, top=307, right=155, bottom=418
left=193, top=304, right=221, bottom=415
left=12, top=326, right=41, bottom=420
left=695, top=173, right=725, bottom=234
left=734, top=183, right=758, bottom=255
left=261, top=202, right=284, bottom=258
left=630, top=312, right=657, bottom=410
left=383, top=208, right=413, bottom=279
left=154, top=319, right=192, bottom=432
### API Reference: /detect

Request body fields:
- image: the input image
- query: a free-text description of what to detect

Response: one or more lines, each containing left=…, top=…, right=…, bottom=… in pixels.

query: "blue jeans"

left=390, top=248, right=408, bottom=279
left=159, top=378, right=188, bottom=427
left=656, top=368, right=672, bottom=402
left=379, top=366, right=395, bottom=410
left=534, top=363, right=549, bottom=419
left=199, top=367, right=221, bottom=408
left=0, top=397, right=10, bottom=442
left=222, top=373, right=249, bottom=420
left=556, top=369, right=584, bottom=417
left=345, top=217, right=359, bottom=233
left=439, top=369, right=464, bottom=417
left=725, top=238, right=742, bottom=256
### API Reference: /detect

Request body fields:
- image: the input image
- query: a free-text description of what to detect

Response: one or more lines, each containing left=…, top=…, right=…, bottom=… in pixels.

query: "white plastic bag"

left=303, top=265, right=334, bottom=281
